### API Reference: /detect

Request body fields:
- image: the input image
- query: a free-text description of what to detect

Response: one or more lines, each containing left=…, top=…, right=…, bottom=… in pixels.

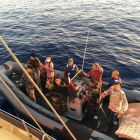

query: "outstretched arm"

left=100, top=88, right=111, bottom=98
left=95, top=63, right=103, bottom=73
left=82, top=70, right=90, bottom=77
left=75, top=65, right=79, bottom=73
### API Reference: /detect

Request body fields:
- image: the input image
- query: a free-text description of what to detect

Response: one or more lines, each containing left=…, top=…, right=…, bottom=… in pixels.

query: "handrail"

left=0, top=77, right=50, bottom=140
left=0, top=109, right=56, bottom=140
left=0, top=109, right=39, bottom=130
left=71, top=69, right=82, bottom=81
left=0, top=36, right=76, bottom=140
left=22, top=120, right=30, bottom=137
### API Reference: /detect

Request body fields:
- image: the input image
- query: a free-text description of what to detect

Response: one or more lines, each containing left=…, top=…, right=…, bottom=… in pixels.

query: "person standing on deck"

left=101, top=81, right=128, bottom=132
left=46, top=74, right=67, bottom=117
left=108, top=71, right=121, bottom=88
left=44, top=55, right=54, bottom=88
left=82, top=79, right=100, bottom=118
left=82, top=63, right=103, bottom=86
left=64, top=58, right=79, bottom=84
left=18, top=65, right=39, bottom=102
left=27, top=53, right=43, bottom=89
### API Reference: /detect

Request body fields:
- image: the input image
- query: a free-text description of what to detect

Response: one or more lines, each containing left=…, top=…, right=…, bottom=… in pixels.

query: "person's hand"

left=46, top=79, right=50, bottom=85
left=45, top=66, right=49, bottom=69
left=16, top=83, right=20, bottom=88
left=100, top=94, right=106, bottom=98
left=107, top=88, right=111, bottom=94
left=81, top=70, right=84, bottom=73
left=117, top=112, right=122, bottom=118
left=81, top=70, right=86, bottom=76
left=95, top=63, right=99, bottom=67
left=45, top=79, right=51, bottom=89
left=82, top=99, right=85, bottom=103
left=96, top=99, right=99, bottom=104
left=42, top=65, right=45, bottom=69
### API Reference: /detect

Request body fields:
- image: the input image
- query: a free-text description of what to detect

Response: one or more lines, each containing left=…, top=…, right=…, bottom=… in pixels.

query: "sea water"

left=0, top=0, right=140, bottom=139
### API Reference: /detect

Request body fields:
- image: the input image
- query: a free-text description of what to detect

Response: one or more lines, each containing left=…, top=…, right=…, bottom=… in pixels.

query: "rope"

left=0, top=77, right=50, bottom=140
left=82, top=31, right=89, bottom=70
left=99, top=104, right=109, bottom=122
left=0, top=36, right=76, bottom=140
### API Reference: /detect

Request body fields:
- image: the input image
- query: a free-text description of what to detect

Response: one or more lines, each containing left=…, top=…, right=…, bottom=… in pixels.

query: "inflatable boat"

left=0, top=60, right=140, bottom=140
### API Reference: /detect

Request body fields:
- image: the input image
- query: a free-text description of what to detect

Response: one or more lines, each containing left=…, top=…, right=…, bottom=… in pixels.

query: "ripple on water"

left=0, top=0, right=140, bottom=90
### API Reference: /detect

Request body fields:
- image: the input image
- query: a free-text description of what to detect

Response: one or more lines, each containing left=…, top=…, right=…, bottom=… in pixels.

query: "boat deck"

left=9, top=73, right=126, bottom=140
left=40, top=82, right=120, bottom=140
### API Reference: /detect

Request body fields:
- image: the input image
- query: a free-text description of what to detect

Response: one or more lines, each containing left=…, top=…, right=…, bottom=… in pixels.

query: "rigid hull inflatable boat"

left=0, top=61, right=140, bottom=140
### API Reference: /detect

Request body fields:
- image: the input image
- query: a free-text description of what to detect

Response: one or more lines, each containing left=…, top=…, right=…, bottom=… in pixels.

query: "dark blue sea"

left=0, top=0, right=140, bottom=139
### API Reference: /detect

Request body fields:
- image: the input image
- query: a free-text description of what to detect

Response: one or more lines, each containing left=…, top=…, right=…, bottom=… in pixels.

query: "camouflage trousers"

left=51, top=96, right=66, bottom=113
left=34, top=69, right=42, bottom=90
left=26, top=88, right=36, bottom=102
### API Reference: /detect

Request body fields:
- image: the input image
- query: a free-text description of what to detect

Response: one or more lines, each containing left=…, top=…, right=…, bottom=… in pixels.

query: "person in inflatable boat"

left=101, top=81, right=128, bottom=132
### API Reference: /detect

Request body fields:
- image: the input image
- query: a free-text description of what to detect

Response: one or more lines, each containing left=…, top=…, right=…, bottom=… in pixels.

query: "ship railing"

left=0, top=36, right=77, bottom=140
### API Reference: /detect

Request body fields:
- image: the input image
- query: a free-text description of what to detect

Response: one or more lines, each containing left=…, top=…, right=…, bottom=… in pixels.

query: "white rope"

left=0, top=36, right=76, bottom=140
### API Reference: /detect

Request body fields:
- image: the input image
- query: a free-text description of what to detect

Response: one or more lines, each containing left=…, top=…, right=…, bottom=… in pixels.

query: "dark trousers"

left=85, top=103, right=98, bottom=118
left=52, top=96, right=66, bottom=114
left=107, top=110, right=117, bottom=130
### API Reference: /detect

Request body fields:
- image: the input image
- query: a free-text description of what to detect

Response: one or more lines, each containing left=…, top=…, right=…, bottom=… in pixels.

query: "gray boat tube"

left=1, top=61, right=140, bottom=139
